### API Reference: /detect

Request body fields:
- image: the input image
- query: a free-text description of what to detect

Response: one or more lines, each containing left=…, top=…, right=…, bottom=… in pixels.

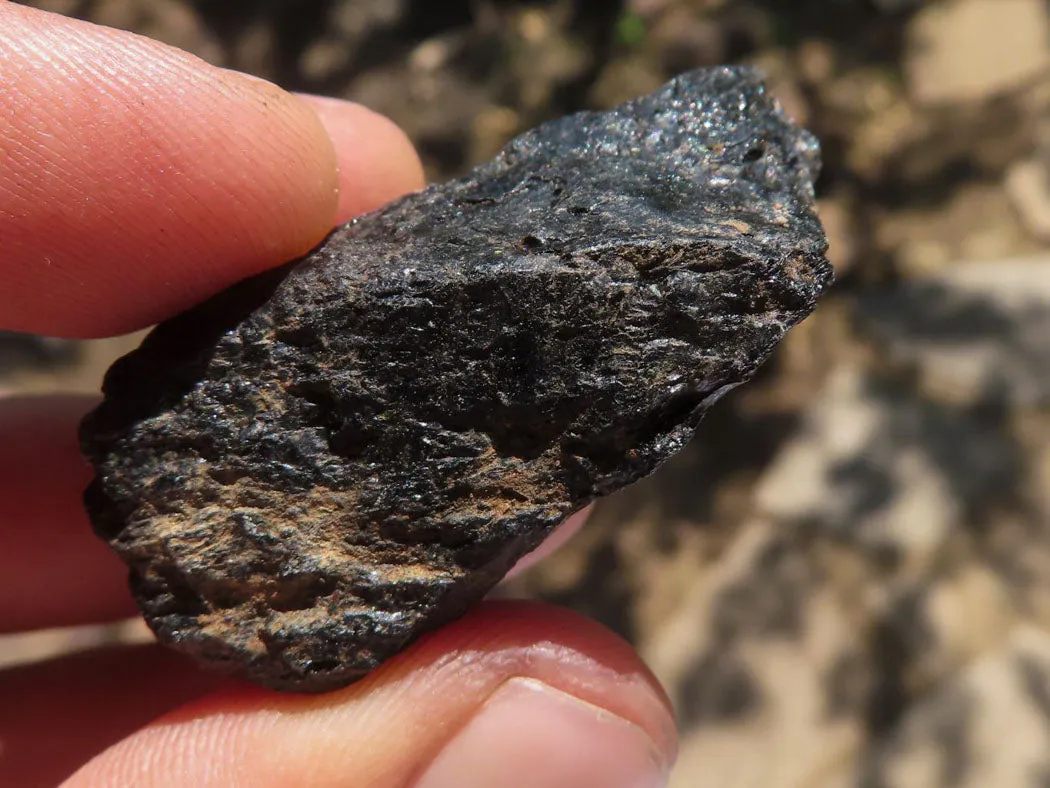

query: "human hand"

left=0, top=5, right=678, bottom=787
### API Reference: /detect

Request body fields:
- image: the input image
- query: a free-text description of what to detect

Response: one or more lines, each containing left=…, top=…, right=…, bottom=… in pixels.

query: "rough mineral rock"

left=81, top=66, right=832, bottom=692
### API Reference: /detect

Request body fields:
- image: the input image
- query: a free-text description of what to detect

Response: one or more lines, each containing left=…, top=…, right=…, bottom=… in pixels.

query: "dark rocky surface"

left=80, top=66, right=830, bottom=692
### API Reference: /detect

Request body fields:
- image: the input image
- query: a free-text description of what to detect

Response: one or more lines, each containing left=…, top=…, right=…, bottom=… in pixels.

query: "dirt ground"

left=3, top=1, right=1050, bottom=786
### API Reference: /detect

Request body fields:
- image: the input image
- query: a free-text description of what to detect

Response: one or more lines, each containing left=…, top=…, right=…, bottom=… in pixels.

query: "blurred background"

left=3, top=0, right=1050, bottom=785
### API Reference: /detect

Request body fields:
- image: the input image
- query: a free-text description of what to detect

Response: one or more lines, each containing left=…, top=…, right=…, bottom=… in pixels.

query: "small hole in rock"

left=744, top=144, right=765, bottom=163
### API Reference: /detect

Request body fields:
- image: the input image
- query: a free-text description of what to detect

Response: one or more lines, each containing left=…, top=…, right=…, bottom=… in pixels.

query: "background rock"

left=906, top=0, right=1050, bottom=106
left=858, top=256, right=1050, bottom=407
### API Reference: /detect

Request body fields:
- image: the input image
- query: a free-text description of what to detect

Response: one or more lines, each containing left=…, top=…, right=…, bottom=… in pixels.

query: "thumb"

left=63, top=603, right=677, bottom=788
left=0, top=4, right=419, bottom=338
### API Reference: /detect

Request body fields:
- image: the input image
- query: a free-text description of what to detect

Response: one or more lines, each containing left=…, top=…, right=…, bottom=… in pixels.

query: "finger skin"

left=297, top=94, right=426, bottom=225
left=55, top=602, right=676, bottom=788
left=0, top=396, right=136, bottom=632
left=509, top=506, right=591, bottom=575
left=0, top=645, right=223, bottom=788
left=0, top=4, right=420, bottom=337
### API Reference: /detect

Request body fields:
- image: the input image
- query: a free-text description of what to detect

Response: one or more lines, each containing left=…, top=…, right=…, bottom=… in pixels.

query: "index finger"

left=0, top=4, right=420, bottom=338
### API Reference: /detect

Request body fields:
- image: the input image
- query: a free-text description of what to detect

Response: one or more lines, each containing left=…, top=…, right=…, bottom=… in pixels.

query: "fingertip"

left=64, top=603, right=677, bottom=788
left=412, top=677, right=669, bottom=788
left=507, top=505, right=593, bottom=577
left=297, top=95, right=426, bottom=223
left=0, top=396, right=137, bottom=632
left=0, top=4, right=340, bottom=336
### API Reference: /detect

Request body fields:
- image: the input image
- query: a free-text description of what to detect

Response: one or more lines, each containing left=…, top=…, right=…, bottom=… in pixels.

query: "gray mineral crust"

left=81, top=66, right=832, bottom=692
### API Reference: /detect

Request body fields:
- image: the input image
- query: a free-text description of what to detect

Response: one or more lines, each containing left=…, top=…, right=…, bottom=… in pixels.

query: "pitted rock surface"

left=81, top=66, right=832, bottom=692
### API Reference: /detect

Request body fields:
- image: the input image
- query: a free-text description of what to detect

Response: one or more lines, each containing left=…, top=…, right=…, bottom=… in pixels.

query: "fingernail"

left=414, top=678, right=669, bottom=788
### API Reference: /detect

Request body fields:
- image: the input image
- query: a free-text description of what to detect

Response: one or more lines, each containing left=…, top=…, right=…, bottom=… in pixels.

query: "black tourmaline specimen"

left=81, top=67, right=832, bottom=692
